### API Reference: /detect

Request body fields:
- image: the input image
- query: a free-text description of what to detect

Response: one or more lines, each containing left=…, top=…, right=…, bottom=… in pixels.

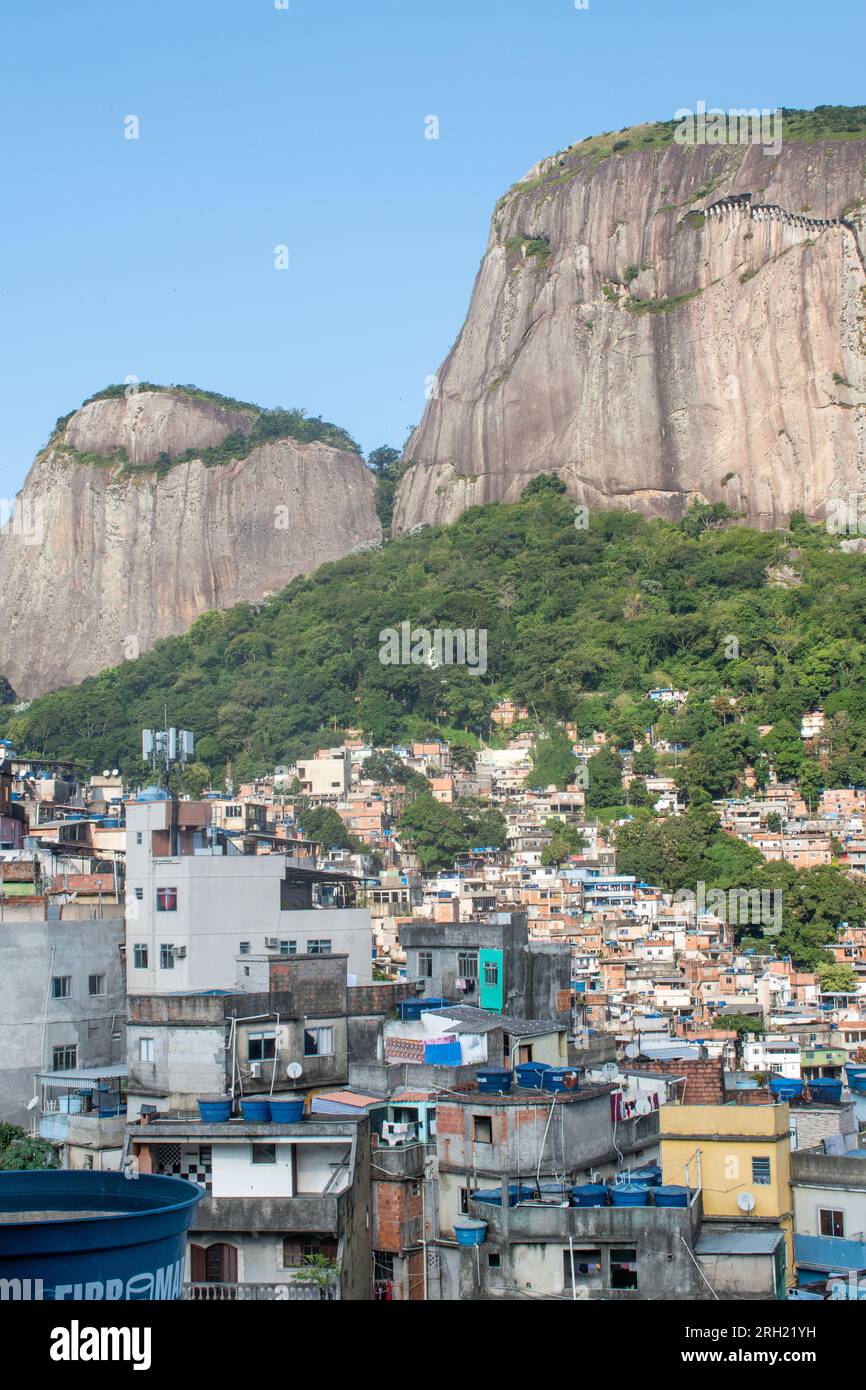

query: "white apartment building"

left=125, top=796, right=372, bottom=994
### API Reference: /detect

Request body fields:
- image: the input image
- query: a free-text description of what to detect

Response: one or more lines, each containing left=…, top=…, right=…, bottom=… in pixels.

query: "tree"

left=458, top=798, right=507, bottom=850
left=526, top=731, right=576, bottom=791
left=632, top=744, right=656, bottom=776
left=521, top=473, right=566, bottom=499
left=585, top=746, right=625, bottom=809
left=818, top=960, right=858, bottom=992
left=711, top=1013, right=760, bottom=1036
left=765, top=812, right=782, bottom=832
left=541, top=818, right=587, bottom=866
left=398, top=794, right=466, bottom=871
left=449, top=742, right=476, bottom=772
left=297, top=806, right=362, bottom=853
left=0, top=1123, right=58, bottom=1170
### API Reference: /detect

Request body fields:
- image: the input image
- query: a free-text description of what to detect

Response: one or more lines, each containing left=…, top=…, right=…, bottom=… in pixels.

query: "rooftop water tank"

left=239, top=1098, right=271, bottom=1122
left=808, top=1078, right=842, bottom=1104
left=268, top=1097, right=305, bottom=1123
left=0, top=1170, right=202, bottom=1300
left=610, top=1184, right=650, bottom=1207
left=197, top=1096, right=232, bottom=1123
left=768, top=1076, right=803, bottom=1102
left=514, top=1062, right=551, bottom=1090
left=653, top=1185, right=692, bottom=1208
left=571, top=1183, right=609, bottom=1207
left=542, top=1068, right=579, bottom=1093
left=476, top=1068, right=513, bottom=1095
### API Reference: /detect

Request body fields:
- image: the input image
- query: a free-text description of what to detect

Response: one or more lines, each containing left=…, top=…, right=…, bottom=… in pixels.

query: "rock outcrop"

left=394, top=135, right=866, bottom=533
left=0, top=391, right=381, bottom=698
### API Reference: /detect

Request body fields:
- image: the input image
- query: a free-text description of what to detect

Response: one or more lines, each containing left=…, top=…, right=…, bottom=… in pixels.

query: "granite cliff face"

left=394, top=134, right=866, bottom=533
left=0, top=391, right=381, bottom=698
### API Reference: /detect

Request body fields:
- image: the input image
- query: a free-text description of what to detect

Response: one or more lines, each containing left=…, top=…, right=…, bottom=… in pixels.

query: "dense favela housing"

left=3, top=701, right=866, bottom=1304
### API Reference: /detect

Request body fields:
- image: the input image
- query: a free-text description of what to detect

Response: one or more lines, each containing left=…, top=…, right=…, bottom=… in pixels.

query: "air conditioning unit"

left=264, top=937, right=278, bottom=949
left=173, top=946, right=187, bottom=959
left=249, top=1062, right=262, bottom=1079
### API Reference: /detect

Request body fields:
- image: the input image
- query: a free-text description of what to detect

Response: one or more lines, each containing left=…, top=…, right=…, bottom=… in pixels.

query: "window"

left=51, top=976, right=71, bottom=999
left=459, top=1188, right=470, bottom=1215
left=819, top=1208, right=845, bottom=1239
left=239, top=942, right=251, bottom=955
left=159, top=944, right=175, bottom=970
left=139, top=1037, right=155, bottom=1063
left=279, top=940, right=297, bottom=956
left=752, top=1157, right=771, bottom=1186
left=457, top=951, right=478, bottom=980
left=133, top=944, right=148, bottom=969
left=251, top=1144, right=276, bottom=1165
left=563, top=1248, right=603, bottom=1292
left=488, top=1252, right=501, bottom=1270
left=248, top=1033, right=277, bottom=1062
left=304, top=1026, right=335, bottom=1057
left=610, top=1248, right=638, bottom=1291
left=156, top=887, right=177, bottom=912
left=88, top=974, right=106, bottom=996
left=411, top=1180, right=421, bottom=1196
left=373, top=1250, right=395, bottom=1282
left=136, top=831, right=142, bottom=845
left=483, top=960, right=499, bottom=986
left=307, top=939, right=332, bottom=955
left=285, top=1236, right=339, bottom=1267
left=52, top=1045, right=77, bottom=1071
left=473, top=1115, right=493, bottom=1145
left=134, top=886, right=143, bottom=900
left=418, top=950, right=433, bottom=978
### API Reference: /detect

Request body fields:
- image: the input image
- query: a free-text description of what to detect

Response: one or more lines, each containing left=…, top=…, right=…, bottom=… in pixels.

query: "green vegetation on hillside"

left=5, top=492, right=866, bottom=804
left=49, top=384, right=361, bottom=475
left=503, top=104, right=866, bottom=203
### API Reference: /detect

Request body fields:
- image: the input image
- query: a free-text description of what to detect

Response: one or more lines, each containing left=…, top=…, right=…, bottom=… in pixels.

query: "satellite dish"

left=625, top=1043, right=640, bottom=1059
left=112, top=768, right=120, bottom=776
left=737, top=1191, right=756, bottom=1213
left=286, top=1061, right=303, bottom=1080
left=602, top=1062, right=619, bottom=1079
left=103, top=769, right=111, bottom=777
left=25, top=1096, right=39, bottom=1111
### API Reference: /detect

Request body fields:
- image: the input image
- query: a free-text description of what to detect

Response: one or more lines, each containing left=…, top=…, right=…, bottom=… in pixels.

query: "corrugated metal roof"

left=696, top=1230, right=783, bottom=1256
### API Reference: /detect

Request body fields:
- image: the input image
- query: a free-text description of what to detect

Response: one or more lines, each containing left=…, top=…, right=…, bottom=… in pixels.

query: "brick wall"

left=648, top=1057, right=724, bottom=1105
left=732, top=1087, right=774, bottom=1105
left=348, top=980, right=420, bottom=1017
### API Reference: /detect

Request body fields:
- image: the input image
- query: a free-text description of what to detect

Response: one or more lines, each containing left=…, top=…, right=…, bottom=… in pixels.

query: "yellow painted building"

left=660, top=1103, right=794, bottom=1286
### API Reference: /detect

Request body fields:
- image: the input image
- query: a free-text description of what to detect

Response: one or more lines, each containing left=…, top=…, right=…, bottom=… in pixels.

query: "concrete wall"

left=0, top=915, right=125, bottom=1126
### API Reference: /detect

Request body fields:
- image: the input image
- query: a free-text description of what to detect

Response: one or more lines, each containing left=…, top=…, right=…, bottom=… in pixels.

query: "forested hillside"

left=4, top=486, right=866, bottom=797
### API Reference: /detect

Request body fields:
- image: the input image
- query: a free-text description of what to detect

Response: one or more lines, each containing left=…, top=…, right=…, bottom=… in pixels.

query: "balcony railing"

left=184, top=1282, right=336, bottom=1301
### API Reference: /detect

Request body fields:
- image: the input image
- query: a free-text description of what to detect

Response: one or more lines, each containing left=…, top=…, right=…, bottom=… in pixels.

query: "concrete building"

left=129, top=1111, right=371, bottom=1300
left=792, top=1149, right=866, bottom=1295
left=0, top=913, right=125, bottom=1127
left=401, top=910, right=571, bottom=1021
left=125, top=795, right=373, bottom=993
left=295, top=753, right=351, bottom=801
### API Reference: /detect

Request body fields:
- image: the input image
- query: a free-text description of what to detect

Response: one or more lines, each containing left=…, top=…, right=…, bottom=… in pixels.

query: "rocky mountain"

left=394, top=115, right=866, bottom=534
left=0, top=389, right=381, bottom=698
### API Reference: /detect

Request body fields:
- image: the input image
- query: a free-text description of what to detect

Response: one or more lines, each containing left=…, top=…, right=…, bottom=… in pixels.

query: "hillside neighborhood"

left=3, top=694, right=866, bottom=1302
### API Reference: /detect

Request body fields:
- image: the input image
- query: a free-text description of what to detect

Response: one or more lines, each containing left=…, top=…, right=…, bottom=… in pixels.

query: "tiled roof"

left=313, top=1090, right=384, bottom=1109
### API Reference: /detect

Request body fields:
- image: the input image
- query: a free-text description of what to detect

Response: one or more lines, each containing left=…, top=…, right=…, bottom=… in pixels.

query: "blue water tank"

left=514, top=1062, right=551, bottom=1090
left=769, top=1077, right=803, bottom=1101
left=542, top=1068, right=579, bottom=1093
left=610, top=1185, right=650, bottom=1207
left=0, top=1171, right=201, bottom=1300
left=239, top=1098, right=271, bottom=1122
left=268, top=1097, right=305, bottom=1123
left=571, top=1184, right=609, bottom=1207
left=454, top=1218, right=487, bottom=1247
left=476, top=1068, right=513, bottom=1094
left=632, top=1165, right=662, bottom=1187
left=809, top=1078, right=842, bottom=1103
left=653, top=1185, right=692, bottom=1207
left=197, top=1096, right=232, bottom=1123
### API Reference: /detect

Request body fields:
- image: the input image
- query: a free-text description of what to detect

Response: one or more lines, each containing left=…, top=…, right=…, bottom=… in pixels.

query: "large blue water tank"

left=610, top=1185, right=650, bottom=1207
left=653, top=1185, right=692, bottom=1207
left=571, top=1184, right=609, bottom=1207
left=476, top=1068, right=513, bottom=1094
left=0, top=1171, right=202, bottom=1300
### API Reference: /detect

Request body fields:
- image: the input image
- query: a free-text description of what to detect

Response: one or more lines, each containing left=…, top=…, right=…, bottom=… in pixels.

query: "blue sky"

left=0, top=0, right=861, bottom=494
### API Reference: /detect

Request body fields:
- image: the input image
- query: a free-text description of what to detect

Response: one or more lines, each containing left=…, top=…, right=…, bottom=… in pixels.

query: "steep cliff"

left=0, top=389, right=381, bottom=698
left=394, top=121, right=866, bottom=533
